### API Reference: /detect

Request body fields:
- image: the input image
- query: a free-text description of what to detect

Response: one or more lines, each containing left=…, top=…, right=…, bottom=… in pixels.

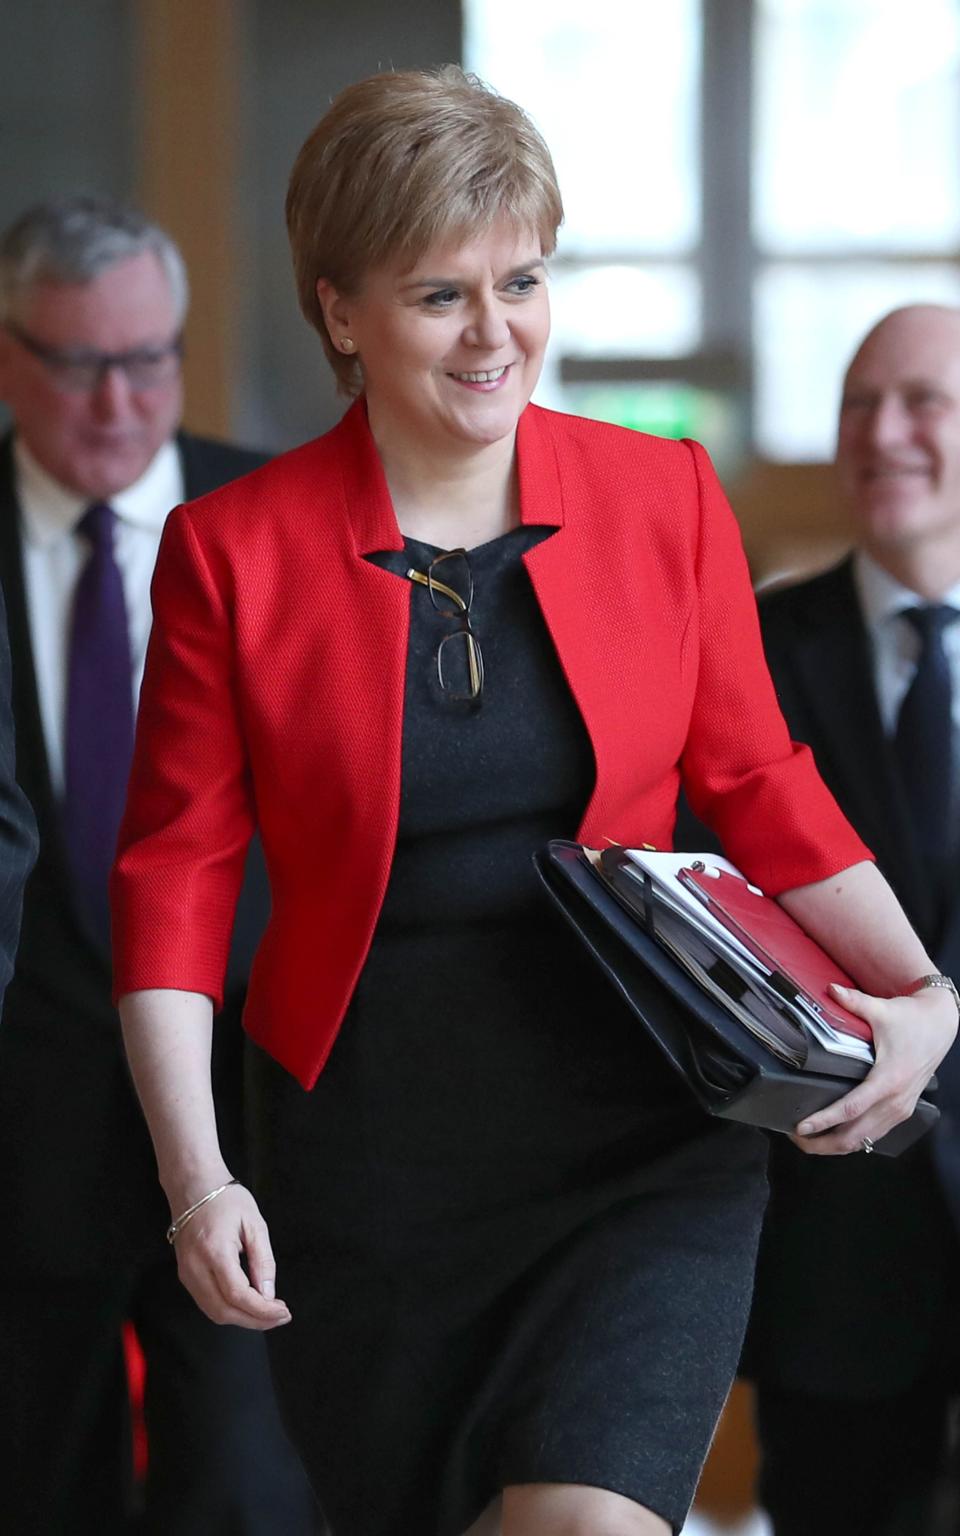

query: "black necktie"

left=62, top=503, right=134, bottom=941
left=894, top=604, right=959, bottom=894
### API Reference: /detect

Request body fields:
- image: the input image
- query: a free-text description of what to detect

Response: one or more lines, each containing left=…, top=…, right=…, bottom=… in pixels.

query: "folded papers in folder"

left=596, top=846, right=874, bottom=1082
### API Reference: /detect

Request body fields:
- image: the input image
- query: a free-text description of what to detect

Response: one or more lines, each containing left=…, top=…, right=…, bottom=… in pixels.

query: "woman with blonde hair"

left=112, top=67, right=955, bottom=1536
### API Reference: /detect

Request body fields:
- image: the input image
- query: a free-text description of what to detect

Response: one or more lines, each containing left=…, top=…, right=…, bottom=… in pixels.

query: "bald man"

left=743, top=307, right=960, bottom=1534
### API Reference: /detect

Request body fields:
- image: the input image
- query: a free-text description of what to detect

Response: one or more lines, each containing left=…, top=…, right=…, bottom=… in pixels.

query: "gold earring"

left=340, top=337, right=356, bottom=354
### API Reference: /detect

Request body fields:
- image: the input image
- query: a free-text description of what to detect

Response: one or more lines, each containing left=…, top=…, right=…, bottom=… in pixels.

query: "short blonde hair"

left=286, top=66, right=563, bottom=395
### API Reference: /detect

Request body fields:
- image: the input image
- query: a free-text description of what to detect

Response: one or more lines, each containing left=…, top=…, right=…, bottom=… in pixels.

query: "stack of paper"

left=594, top=847, right=874, bottom=1078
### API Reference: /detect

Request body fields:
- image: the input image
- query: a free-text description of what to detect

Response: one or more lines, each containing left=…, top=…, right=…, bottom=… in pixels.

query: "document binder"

left=533, top=840, right=938, bottom=1157
left=604, top=847, right=872, bottom=1073
left=677, top=863, right=871, bottom=1043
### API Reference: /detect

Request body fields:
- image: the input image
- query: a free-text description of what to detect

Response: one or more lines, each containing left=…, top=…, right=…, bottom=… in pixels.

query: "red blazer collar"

left=517, top=404, right=566, bottom=529
left=336, top=397, right=566, bottom=557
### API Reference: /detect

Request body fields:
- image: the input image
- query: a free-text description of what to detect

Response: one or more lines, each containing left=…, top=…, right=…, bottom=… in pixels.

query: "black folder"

left=533, top=840, right=938, bottom=1158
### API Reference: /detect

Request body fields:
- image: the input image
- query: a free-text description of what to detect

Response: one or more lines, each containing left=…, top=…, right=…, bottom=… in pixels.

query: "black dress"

left=248, top=527, right=768, bottom=1536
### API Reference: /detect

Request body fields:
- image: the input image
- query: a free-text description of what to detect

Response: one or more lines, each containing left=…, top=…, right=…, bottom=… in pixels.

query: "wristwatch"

left=907, top=973, right=960, bottom=1018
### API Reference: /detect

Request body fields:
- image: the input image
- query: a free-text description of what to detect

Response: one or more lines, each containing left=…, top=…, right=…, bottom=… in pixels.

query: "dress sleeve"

left=110, top=506, right=255, bottom=1007
left=678, top=439, right=870, bottom=894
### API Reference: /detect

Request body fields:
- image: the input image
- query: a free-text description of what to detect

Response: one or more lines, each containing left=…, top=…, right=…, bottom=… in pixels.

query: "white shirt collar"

left=853, top=548, right=960, bottom=635
left=14, top=436, right=184, bottom=548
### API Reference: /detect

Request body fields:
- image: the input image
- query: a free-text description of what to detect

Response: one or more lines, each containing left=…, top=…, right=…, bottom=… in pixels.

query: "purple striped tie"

left=63, top=502, right=134, bottom=940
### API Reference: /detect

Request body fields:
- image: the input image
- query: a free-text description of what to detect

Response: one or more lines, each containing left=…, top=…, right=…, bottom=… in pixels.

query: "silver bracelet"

left=166, top=1179, right=238, bottom=1245
left=907, top=973, right=960, bottom=1018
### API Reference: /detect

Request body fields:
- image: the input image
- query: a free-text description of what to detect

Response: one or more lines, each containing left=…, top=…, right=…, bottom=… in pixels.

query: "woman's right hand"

left=170, top=1181, right=293, bottom=1330
left=117, top=991, right=287, bottom=1327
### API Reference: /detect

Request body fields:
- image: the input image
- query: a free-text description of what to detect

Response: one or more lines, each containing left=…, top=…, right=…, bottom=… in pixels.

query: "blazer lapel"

left=177, top=430, right=246, bottom=502
left=0, top=436, right=117, bottom=962
left=515, top=407, right=690, bottom=844
left=178, top=431, right=208, bottom=501
left=937, top=882, right=960, bottom=971
left=780, top=561, right=933, bottom=932
left=0, top=438, right=62, bottom=842
left=934, top=776, right=960, bottom=966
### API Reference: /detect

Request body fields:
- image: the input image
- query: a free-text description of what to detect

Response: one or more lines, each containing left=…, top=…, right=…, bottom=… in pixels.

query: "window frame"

left=464, top=0, right=960, bottom=461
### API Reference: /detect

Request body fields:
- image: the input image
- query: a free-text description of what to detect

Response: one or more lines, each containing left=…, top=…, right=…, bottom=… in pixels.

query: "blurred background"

left=3, top=0, right=958, bottom=586
left=3, top=1, right=957, bottom=1528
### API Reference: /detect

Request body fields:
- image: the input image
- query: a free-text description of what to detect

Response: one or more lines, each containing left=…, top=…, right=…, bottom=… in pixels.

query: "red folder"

left=677, top=865, right=873, bottom=1045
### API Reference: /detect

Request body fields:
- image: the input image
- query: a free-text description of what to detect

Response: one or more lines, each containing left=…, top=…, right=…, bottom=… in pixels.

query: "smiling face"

left=0, top=249, right=183, bottom=499
left=836, top=306, right=960, bottom=567
left=316, top=220, right=550, bottom=459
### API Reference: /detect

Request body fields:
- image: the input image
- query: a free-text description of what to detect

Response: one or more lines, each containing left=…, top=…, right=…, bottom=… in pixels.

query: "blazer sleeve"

left=0, top=580, right=37, bottom=1012
left=110, top=506, right=255, bottom=1007
left=678, top=440, right=870, bottom=894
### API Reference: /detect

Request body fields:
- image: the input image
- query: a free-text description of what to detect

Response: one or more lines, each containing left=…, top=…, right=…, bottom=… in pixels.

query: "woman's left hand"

left=790, top=982, right=958, bottom=1155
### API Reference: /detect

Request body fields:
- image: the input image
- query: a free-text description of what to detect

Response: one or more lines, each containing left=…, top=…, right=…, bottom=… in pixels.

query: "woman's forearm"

left=120, top=986, right=291, bottom=1328
left=777, top=859, right=935, bottom=996
left=119, top=987, right=232, bottom=1217
left=774, top=859, right=955, bottom=1150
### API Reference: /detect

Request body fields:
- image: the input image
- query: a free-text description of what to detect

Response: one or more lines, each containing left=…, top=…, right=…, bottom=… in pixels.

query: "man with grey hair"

left=0, top=196, right=319, bottom=1533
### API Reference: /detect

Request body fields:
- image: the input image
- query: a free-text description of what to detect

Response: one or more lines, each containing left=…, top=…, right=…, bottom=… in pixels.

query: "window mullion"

left=700, top=0, right=755, bottom=413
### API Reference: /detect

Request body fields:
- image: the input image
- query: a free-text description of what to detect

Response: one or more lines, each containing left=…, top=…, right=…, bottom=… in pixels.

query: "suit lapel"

left=937, top=882, right=960, bottom=969
left=178, top=431, right=204, bottom=500
left=178, top=430, right=229, bottom=501
left=0, top=438, right=62, bottom=846
left=934, top=758, right=960, bottom=965
left=776, top=561, right=933, bottom=932
left=0, top=436, right=118, bottom=962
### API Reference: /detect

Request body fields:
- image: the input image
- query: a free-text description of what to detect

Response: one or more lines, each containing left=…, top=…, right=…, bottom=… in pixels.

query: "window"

left=463, top=0, right=730, bottom=457
left=754, top=0, right=960, bottom=456
left=464, top=0, right=960, bottom=463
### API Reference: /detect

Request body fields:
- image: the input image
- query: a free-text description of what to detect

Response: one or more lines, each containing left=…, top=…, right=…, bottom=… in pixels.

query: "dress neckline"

left=401, top=524, right=553, bottom=561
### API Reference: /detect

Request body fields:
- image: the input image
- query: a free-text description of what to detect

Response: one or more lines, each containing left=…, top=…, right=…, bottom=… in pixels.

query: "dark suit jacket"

left=734, top=559, right=960, bottom=1397
left=0, top=432, right=270, bottom=1277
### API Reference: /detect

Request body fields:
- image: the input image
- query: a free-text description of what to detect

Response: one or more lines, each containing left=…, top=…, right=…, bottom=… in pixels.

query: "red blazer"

left=111, top=401, right=869, bottom=1088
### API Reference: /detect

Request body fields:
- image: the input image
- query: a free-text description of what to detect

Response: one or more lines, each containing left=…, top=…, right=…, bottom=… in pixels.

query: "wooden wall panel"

left=135, top=0, right=242, bottom=438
